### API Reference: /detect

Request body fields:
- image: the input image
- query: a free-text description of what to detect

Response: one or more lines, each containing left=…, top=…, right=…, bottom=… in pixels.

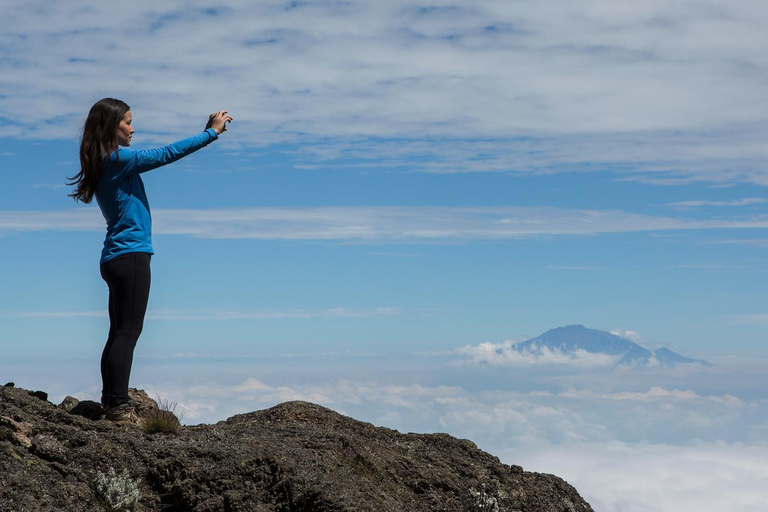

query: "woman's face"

left=117, top=110, right=134, bottom=147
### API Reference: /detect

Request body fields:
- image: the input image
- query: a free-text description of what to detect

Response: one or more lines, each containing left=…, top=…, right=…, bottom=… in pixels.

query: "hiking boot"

left=106, top=403, right=137, bottom=424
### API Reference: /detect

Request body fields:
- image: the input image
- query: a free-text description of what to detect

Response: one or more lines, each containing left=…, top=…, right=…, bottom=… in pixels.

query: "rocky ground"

left=0, top=383, right=593, bottom=512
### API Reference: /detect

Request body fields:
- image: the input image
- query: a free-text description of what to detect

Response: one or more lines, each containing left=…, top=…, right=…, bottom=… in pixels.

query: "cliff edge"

left=0, top=383, right=593, bottom=511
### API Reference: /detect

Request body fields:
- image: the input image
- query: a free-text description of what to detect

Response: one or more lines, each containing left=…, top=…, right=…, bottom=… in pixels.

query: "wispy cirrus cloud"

left=32, top=183, right=68, bottom=190
left=0, top=209, right=103, bottom=232
left=2, top=1, right=768, bottom=183
left=5, top=310, right=107, bottom=319
left=672, top=263, right=753, bottom=271
left=548, top=265, right=603, bottom=271
left=704, top=238, right=768, bottom=248
left=146, top=307, right=402, bottom=321
left=2, top=306, right=402, bottom=321
left=727, top=313, right=768, bottom=326
left=3, top=206, right=768, bottom=241
left=664, top=198, right=768, bottom=209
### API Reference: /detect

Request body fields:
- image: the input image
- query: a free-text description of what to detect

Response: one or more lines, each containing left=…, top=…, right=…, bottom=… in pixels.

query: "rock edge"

left=0, top=384, right=594, bottom=512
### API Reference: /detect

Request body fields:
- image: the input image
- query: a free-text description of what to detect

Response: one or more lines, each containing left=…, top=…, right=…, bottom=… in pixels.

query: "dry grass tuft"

left=140, top=398, right=184, bottom=435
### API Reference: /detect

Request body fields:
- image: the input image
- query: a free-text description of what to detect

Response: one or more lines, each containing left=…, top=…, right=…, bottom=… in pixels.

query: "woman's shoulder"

left=105, top=148, right=137, bottom=164
left=102, top=149, right=139, bottom=181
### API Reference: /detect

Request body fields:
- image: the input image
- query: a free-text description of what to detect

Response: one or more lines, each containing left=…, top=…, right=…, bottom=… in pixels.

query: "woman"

left=69, top=98, right=232, bottom=422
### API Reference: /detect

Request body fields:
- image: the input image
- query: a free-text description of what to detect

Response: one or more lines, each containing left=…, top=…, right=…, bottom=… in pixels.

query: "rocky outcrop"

left=0, top=383, right=593, bottom=511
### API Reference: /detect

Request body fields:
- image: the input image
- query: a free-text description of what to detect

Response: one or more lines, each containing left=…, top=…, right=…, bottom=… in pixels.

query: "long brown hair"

left=68, top=98, right=130, bottom=203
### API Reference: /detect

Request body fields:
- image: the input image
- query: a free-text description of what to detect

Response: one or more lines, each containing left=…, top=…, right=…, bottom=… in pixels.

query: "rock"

left=128, top=387, right=160, bottom=419
left=58, top=396, right=79, bottom=412
left=0, top=385, right=594, bottom=511
left=68, top=390, right=162, bottom=426
left=3, top=382, right=14, bottom=388
left=0, top=415, right=33, bottom=448
left=29, top=390, right=49, bottom=401
left=31, top=434, right=68, bottom=464
left=28, top=390, right=48, bottom=402
left=69, top=400, right=106, bottom=421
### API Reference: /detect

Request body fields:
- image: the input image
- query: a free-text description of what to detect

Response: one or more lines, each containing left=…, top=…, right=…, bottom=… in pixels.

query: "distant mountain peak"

left=516, top=325, right=711, bottom=368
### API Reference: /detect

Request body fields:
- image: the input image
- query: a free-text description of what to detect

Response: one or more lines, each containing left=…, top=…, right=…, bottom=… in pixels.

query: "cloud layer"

left=508, top=441, right=768, bottom=512
left=3, top=205, right=768, bottom=240
left=2, top=1, right=768, bottom=183
left=78, top=350, right=759, bottom=449
left=5, top=348, right=766, bottom=512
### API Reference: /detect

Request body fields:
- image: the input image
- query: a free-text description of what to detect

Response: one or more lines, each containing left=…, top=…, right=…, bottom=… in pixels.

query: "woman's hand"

left=205, top=110, right=233, bottom=135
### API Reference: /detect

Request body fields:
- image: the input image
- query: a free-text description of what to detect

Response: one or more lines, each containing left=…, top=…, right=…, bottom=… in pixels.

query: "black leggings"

left=100, top=252, right=151, bottom=408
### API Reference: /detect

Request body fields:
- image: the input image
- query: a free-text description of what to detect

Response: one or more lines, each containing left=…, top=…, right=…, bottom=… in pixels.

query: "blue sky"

left=2, top=2, right=768, bottom=511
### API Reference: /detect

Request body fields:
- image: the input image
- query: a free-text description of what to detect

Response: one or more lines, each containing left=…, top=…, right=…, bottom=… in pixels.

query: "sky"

left=1, top=1, right=768, bottom=511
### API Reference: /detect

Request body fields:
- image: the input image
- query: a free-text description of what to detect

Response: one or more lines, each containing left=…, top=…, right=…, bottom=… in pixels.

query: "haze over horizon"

left=2, top=2, right=768, bottom=511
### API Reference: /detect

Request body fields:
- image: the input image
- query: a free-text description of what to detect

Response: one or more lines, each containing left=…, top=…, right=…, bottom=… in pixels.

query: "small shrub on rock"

left=465, top=483, right=501, bottom=512
left=94, top=468, right=140, bottom=511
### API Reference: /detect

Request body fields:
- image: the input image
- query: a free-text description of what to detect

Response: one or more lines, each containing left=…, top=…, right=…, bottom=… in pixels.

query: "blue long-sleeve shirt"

left=96, top=128, right=218, bottom=263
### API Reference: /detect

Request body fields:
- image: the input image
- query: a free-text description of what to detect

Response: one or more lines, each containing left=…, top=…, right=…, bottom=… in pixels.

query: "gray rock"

left=69, top=400, right=106, bottom=421
left=128, top=387, right=160, bottom=418
left=0, top=385, right=594, bottom=512
left=58, top=395, right=79, bottom=412
left=28, top=390, right=49, bottom=402
left=31, top=433, right=68, bottom=464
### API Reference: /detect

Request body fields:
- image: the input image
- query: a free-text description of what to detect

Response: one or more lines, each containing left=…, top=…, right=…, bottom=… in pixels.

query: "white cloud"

left=506, top=441, right=768, bottom=512
left=2, top=1, right=768, bottom=183
left=727, top=314, right=768, bottom=326
left=126, top=369, right=766, bottom=446
left=3, top=205, right=768, bottom=241
left=455, top=339, right=619, bottom=368
left=609, top=328, right=644, bottom=344
left=0, top=209, right=103, bottom=233
left=664, top=198, right=768, bottom=208
left=558, top=387, right=745, bottom=407
left=232, top=378, right=271, bottom=392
